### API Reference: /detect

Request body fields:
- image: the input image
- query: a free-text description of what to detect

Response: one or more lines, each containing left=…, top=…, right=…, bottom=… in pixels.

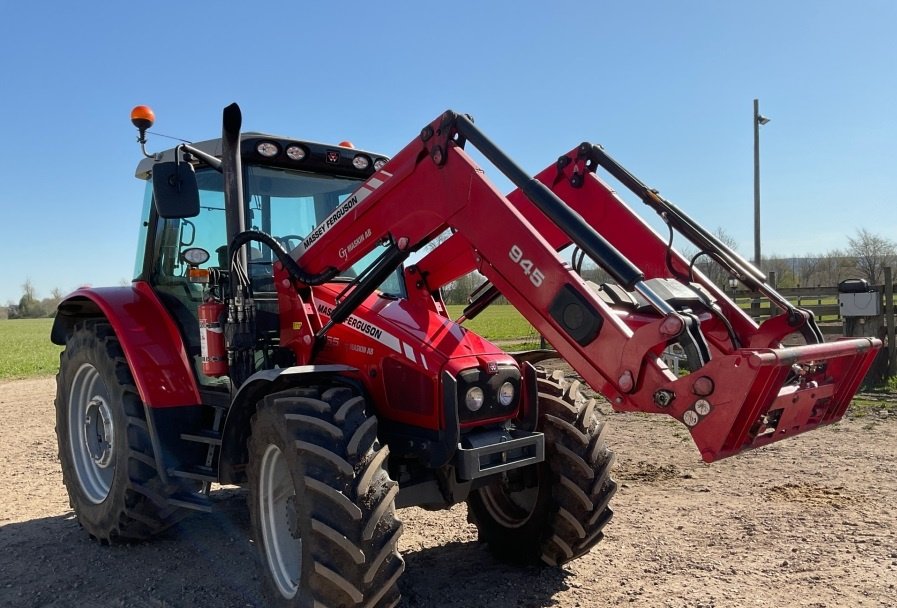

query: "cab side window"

left=150, top=170, right=227, bottom=365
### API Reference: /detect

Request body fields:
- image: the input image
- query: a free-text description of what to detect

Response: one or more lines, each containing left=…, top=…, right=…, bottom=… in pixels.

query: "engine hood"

left=314, top=285, right=511, bottom=369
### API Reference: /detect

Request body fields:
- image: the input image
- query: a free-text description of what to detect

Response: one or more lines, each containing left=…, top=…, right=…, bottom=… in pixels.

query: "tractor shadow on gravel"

left=0, top=492, right=265, bottom=608
left=399, top=540, right=570, bottom=607
left=1, top=490, right=570, bottom=608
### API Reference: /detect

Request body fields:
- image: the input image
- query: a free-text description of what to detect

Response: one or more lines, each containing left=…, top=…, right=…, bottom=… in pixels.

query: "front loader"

left=52, top=103, right=880, bottom=607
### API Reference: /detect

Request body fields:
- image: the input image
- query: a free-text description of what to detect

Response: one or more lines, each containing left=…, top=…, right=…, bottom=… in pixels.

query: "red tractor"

left=52, top=103, right=880, bottom=607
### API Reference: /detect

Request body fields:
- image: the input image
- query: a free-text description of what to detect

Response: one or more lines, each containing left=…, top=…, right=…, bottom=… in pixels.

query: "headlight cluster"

left=457, top=366, right=520, bottom=422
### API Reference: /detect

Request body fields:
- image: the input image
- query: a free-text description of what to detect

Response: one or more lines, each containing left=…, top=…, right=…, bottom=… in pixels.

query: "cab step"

left=180, top=430, right=223, bottom=446
left=169, top=464, right=218, bottom=483
left=167, top=491, right=213, bottom=513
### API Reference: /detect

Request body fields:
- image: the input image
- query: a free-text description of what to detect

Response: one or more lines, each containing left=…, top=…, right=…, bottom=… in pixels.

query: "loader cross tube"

left=448, top=113, right=645, bottom=291
left=580, top=143, right=816, bottom=337
left=581, top=144, right=766, bottom=288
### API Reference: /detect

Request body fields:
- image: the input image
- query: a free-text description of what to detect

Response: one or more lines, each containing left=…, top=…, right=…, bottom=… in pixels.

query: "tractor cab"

left=133, top=130, right=402, bottom=388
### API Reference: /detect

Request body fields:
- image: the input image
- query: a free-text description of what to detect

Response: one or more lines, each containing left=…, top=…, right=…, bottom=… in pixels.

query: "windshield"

left=244, top=165, right=402, bottom=294
left=150, top=165, right=404, bottom=297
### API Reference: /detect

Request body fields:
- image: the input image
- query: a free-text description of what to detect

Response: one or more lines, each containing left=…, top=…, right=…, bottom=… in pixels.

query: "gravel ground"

left=1, top=376, right=895, bottom=607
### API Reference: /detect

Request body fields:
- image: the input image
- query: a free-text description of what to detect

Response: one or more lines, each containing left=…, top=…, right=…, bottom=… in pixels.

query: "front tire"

left=55, top=320, right=187, bottom=542
left=247, top=385, right=404, bottom=608
left=467, top=369, right=617, bottom=565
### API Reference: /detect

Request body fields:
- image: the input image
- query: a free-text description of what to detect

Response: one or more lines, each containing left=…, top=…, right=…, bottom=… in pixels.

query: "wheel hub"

left=480, top=470, right=541, bottom=529
left=84, top=397, right=114, bottom=468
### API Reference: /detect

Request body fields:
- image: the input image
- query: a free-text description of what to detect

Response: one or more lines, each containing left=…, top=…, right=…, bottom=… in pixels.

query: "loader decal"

left=346, top=316, right=383, bottom=340
left=339, top=228, right=373, bottom=260
left=302, top=169, right=390, bottom=251
left=302, top=189, right=367, bottom=250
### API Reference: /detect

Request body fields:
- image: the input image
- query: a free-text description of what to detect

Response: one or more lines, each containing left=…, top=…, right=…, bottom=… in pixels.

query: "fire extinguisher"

left=198, top=299, right=228, bottom=377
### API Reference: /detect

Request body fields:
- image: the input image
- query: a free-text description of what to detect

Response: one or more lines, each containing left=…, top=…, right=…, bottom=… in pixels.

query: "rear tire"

left=55, top=320, right=188, bottom=542
left=247, top=385, right=403, bottom=608
left=467, top=368, right=617, bottom=566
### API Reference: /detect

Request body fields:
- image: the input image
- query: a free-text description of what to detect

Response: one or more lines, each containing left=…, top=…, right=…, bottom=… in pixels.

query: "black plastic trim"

left=550, top=284, right=603, bottom=346
left=377, top=370, right=460, bottom=468
left=517, top=362, right=540, bottom=432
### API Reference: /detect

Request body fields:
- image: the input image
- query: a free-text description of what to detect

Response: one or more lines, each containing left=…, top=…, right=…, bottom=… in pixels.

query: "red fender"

left=52, top=281, right=201, bottom=408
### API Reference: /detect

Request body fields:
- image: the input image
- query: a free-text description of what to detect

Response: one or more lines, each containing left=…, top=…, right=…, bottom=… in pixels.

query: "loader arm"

left=284, top=110, right=880, bottom=462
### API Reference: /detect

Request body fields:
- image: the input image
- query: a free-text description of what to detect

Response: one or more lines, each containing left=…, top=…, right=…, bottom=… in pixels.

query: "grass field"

left=0, top=318, right=61, bottom=380
left=0, top=308, right=536, bottom=382
left=445, top=304, right=538, bottom=346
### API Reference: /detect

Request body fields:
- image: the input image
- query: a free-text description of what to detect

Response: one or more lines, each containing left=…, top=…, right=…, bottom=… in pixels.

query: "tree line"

left=4, top=280, right=64, bottom=319
left=691, top=227, right=896, bottom=291
left=439, top=228, right=897, bottom=305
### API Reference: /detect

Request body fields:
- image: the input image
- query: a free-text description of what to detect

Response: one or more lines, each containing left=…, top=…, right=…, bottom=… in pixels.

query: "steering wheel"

left=277, top=235, right=304, bottom=252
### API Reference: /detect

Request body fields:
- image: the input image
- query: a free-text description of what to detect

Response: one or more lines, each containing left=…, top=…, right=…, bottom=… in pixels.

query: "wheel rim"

left=260, top=443, right=301, bottom=600
left=479, top=470, right=541, bottom=529
left=68, top=363, right=116, bottom=504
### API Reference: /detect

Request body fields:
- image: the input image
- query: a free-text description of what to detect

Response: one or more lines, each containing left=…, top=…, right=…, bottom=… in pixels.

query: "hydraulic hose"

left=228, top=229, right=338, bottom=286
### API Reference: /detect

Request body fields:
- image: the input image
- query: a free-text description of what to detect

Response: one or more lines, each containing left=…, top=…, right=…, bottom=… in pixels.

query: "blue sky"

left=1, top=1, right=895, bottom=304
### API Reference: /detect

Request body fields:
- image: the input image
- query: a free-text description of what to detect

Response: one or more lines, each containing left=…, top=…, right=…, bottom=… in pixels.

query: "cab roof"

left=135, top=132, right=389, bottom=181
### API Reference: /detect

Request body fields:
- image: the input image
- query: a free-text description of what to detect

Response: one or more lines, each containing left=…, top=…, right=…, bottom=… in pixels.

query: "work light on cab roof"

left=338, top=140, right=374, bottom=170
left=256, top=141, right=279, bottom=157
left=285, top=145, right=306, bottom=161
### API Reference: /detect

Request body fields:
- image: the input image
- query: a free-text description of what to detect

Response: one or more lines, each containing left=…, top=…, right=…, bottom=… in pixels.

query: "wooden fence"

left=733, top=285, right=842, bottom=332
left=733, top=266, right=897, bottom=377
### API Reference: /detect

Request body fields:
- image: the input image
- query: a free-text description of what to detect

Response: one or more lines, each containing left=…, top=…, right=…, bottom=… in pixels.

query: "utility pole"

left=753, top=98, right=770, bottom=268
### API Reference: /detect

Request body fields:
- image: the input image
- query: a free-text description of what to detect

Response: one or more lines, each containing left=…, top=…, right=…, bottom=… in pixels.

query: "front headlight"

left=498, top=381, right=515, bottom=406
left=465, top=386, right=485, bottom=412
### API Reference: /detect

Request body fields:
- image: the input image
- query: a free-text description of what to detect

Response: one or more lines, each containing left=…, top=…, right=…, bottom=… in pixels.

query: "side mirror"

left=152, top=161, right=200, bottom=219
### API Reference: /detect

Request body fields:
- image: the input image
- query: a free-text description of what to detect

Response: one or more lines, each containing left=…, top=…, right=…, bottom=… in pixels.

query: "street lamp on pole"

left=753, top=98, right=770, bottom=269
left=728, top=276, right=739, bottom=298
